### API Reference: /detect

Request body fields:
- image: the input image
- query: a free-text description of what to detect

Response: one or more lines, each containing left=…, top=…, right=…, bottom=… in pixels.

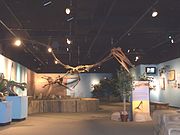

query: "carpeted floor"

left=0, top=112, right=154, bottom=135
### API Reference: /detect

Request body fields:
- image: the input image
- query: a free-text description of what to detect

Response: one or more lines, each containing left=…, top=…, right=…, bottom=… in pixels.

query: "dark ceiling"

left=0, top=0, right=180, bottom=73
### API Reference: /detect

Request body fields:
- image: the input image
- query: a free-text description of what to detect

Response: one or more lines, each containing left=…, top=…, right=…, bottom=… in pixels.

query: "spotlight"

left=168, top=35, right=172, bottom=39
left=171, top=39, right=174, bottom=44
left=152, top=11, right=158, bottom=17
left=65, top=8, right=71, bottom=14
left=66, top=38, right=72, bottom=44
left=14, top=39, right=22, bottom=46
left=48, top=47, right=52, bottom=53
left=66, top=48, right=69, bottom=51
left=135, top=56, right=139, bottom=61
left=127, top=49, right=130, bottom=53
left=55, top=60, right=58, bottom=64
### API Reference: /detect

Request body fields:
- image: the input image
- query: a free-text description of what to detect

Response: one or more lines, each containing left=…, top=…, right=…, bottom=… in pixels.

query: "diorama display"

left=0, top=73, right=27, bottom=97
left=41, top=75, right=78, bottom=99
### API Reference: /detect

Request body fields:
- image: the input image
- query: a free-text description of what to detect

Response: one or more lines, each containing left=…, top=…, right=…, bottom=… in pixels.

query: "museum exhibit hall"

left=1, top=0, right=180, bottom=135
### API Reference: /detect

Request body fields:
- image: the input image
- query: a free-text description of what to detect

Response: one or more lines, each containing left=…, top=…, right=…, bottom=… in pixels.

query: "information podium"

left=132, top=81, right=152, bottom=122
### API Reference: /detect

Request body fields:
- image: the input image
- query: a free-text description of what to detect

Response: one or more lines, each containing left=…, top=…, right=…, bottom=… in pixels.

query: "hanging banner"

left=132, top=81, right=151, bottom=122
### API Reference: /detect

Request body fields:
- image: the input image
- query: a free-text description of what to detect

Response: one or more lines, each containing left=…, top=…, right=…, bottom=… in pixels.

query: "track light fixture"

left=171, top=39, right=174, bottom=44
left=152, top=10, right=158, bottom=17
left=65, top=8, right=71, bottom=14
left=135, top=56, right=139, bottom=62
left=66, top=47, right=69, bottom=51
left=14, top=39, right=22, bottom=47
left=54, top=60, right=58, bottom=64
left=47, top=47, right=52, bottom=53
left=66, top=38, right=72, bottom=45
left=168, top=35, right=175, bottom=44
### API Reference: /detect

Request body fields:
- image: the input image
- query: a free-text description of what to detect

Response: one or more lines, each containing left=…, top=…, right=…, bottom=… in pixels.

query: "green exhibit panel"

left=6, top=96, right=28, bottom=120
left=0, top=101, right=12, bottom=125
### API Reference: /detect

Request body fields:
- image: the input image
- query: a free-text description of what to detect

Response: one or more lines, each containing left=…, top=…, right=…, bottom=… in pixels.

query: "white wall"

left=156, top=58, right=180, bottom=107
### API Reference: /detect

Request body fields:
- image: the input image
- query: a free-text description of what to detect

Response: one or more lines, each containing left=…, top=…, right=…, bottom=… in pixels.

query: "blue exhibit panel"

left=0, top=101, right=12, bottom=125
left=6, top=96, right=28, bottom=120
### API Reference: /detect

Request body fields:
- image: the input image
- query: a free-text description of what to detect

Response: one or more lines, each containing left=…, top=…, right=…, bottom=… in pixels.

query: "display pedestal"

left=0, top=101, right=12, bottom=125
left=6, top=96, right=28, bottom=120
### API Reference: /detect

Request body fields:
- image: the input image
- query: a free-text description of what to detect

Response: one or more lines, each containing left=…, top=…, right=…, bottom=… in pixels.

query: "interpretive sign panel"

left=132, top=81, right=151, bottom=122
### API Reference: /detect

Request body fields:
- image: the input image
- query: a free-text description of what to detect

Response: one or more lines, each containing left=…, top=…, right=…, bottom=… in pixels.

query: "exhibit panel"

left=0, top=101, right=12, bottom=125
left=132, top=81, right=151, bottom=122
left=6, top=96, right=28, bottom=120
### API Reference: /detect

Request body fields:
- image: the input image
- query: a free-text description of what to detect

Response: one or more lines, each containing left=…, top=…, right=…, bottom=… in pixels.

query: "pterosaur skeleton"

left=52, top=47, right=133, bottom=73
left=50, top=47, right=134, bottom=89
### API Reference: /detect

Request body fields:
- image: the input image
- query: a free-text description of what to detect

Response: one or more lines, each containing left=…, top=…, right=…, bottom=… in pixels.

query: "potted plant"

left=113, top=67, right=133, bottom=122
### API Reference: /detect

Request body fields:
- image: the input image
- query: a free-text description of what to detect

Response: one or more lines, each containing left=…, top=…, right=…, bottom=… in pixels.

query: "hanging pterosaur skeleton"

left=52, top=47, right=133, bottom=73
left=50, top=47, right=134, bottom=89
